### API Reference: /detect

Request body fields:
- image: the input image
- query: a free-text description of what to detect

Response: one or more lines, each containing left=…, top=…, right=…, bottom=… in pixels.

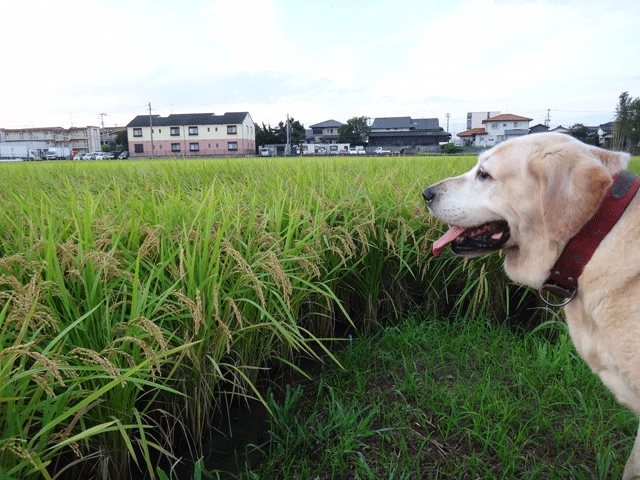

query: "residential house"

left=456, top=114, right=532, bottom=147
left=368, top=117, right=450, bottom=148
left=529, top=124, right=550, bottom=134
left=126, top=112, right=255, bottom=158
left=482, top=114, right=532, bottom=144
left=549, top=125, right=572, bottom=135
left=457, top=127, right=490, bottom=147
left=308, top=120, right=343, bottom=144
left=0, top=125, right=101, bottom=154
left=597, top=122, right=615, bottom=148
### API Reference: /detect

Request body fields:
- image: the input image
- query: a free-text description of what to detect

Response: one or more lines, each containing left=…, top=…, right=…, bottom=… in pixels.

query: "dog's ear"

left=530, top=155, right=611, bottom=242
left=588, top=145, right=631, bottom=175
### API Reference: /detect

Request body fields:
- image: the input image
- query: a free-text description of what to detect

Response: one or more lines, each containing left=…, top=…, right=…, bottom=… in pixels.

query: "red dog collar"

left=541, top=170, right=640, bottom=306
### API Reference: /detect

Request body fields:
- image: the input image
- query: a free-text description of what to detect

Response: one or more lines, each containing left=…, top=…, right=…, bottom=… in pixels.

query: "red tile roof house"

left=457, top=127, right=490, bottom=147
left=126, top=112, right=255, bottom=158
left=458, top=114, right=533, bottom=147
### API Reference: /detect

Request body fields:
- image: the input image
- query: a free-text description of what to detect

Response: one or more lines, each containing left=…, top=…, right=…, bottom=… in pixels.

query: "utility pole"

left=285, top=114, right=291, bottom=156
left=446, top=113, right=451, bottom=132
left=148, top=102, right=155, bottom=159
left=544, top=109, right=551, bottom=127
left=99, top=113, right=107, bottom=151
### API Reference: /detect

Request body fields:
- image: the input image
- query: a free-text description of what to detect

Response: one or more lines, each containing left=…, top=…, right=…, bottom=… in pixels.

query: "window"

left=170, top=127, right=180, bottom=136
left=228, top=142, right=238, bottom=151
left=513, top=122, right=519, bottom=127
left=190, top=142, right=199, bottom=152
left=491, top=123, right=498, bottom=129
left=133, top=128, right=142, bottom=137
left=227, top=125, right=237, bottom=135
left=134, top=144, right=144, bottom=153
left=312, top=128, right=322, bottom=135
left=171, top=143, right=181, bottom=152
left=207, top=127, right=210, bottom=132
left=189, top=126, right=198, bottom=135
left=158, top=129, right=161, bottom=133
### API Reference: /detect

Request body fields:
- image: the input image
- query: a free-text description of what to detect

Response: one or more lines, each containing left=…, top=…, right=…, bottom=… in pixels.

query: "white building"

left=482, top=114, right=532, bottom=144
left=466, top=111, right=500, bottom=130
left=457, top=113, right=533, bottom=147
left=0, top=126, right=101, bottom=154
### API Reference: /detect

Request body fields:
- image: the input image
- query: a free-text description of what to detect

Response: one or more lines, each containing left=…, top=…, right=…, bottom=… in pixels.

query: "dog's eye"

left=477, top=169, right=492, bottom=181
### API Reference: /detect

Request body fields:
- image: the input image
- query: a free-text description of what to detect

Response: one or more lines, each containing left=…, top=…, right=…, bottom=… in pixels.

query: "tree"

left=255, top=118, right=306, bottom=147
left=571, top=123, right=597, bottom=145
left=256, top=122, right=278, bottom=147
left=613, top=92, right=640, bottom=153
left=571, top=123, right=589, bottom=142
left=275, top=117, right=305, bottom=145
left=115, top=130, right=128, bottom=151
left=338, top=116, right=370, bottom=146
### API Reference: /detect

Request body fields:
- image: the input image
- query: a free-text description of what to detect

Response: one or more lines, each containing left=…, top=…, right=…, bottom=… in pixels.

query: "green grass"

left=245, top=315, right=637, bottom=479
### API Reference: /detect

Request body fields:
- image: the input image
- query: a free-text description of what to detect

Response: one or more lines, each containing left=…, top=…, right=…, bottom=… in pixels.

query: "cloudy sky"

left=1, top=0, right=638, bottom=135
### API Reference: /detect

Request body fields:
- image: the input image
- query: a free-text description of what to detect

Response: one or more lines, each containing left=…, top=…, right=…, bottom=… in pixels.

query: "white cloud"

left=0, top=0, right=637, bottom=129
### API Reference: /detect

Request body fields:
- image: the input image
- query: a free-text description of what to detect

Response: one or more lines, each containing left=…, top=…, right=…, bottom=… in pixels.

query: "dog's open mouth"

left=432, top=221, right=510, bottom=257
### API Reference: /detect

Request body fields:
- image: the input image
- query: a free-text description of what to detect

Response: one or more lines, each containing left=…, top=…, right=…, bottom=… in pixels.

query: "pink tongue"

left=432, top=226, right=466, bottom=257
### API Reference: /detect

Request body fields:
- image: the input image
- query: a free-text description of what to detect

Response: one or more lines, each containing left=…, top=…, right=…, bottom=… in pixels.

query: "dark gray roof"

left=310, top=119, right=343, bottom=128
left=529, top=124, right=549, bottom=133
left=371, top=116, right=441, bottom=131
left=127, top=112, right=250, bottom=127
left=598, top=121, right=614, bottom=134
left=371, top=117, right=412, bottom=130
left=369, top=130, right=448, bottom=138
left=411, top=118, right=440, bottom=130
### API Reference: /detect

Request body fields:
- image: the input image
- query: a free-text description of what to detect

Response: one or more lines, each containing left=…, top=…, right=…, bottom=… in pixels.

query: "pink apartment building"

left=126, top=112, right=256, bottom=158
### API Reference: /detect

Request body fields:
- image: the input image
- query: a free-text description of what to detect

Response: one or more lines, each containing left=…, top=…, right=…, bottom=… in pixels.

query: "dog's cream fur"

left=425, top=132, right=640, bottom=478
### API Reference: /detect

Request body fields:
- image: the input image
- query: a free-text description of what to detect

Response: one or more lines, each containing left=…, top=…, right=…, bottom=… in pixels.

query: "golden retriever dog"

left=423, top=132, right=640, bottom=478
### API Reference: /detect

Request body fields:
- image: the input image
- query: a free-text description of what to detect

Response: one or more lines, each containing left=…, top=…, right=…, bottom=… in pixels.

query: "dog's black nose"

left=422, top=186, right=436, bottom=203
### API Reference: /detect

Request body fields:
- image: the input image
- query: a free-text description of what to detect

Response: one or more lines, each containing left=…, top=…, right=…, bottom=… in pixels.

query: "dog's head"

left=423, top=132, right=630, bottom=288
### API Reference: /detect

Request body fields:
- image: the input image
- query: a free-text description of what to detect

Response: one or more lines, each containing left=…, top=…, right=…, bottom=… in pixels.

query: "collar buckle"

left=539, top=283, right=577, bottom=307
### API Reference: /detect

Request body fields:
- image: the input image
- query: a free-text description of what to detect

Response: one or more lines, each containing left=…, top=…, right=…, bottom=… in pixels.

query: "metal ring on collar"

left=539, top=283, right=577, bottom=307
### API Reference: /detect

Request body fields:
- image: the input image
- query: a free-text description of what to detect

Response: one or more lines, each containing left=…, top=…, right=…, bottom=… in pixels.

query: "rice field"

left=1, top=154, right=637, bottom=479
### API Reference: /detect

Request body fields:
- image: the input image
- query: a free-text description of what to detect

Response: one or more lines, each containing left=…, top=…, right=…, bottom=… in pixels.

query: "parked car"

left=118, top=151, right=129, bottom=159
left=84, top=152, right=98, bottom=160
left=375, top=147, right=391, bottom=154
left=94, top=152, right=109, bottom=160
left=74, top=153, right=85, bottom=160
left=355, top=146, right=366, bottom=154
left=103, top=152, right=115, bottom=159
left=348, top=147, right=357, bottom=154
